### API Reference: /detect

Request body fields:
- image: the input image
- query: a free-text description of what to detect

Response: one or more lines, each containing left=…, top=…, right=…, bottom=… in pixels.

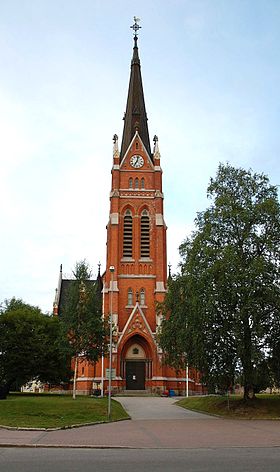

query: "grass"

left=0, top=394, right=129, bottom=428
left=176, top=394, right=280, bottom=419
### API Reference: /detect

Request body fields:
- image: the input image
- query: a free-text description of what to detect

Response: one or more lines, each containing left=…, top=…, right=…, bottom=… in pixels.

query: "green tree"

left=159, top=164, right=280, bottom=400
left=0, top=298, right=70, bottom=399
left=60, top=260, right=107, bottom=399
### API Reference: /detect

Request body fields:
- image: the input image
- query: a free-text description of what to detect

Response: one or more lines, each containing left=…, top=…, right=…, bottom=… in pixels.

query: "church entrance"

left=121, top=335, right=152, bottom=391
left=126, top=361, right=145, bottom=390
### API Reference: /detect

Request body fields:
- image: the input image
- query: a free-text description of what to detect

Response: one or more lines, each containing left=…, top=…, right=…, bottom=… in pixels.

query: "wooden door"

left=126, top=361, right=145, bottom=390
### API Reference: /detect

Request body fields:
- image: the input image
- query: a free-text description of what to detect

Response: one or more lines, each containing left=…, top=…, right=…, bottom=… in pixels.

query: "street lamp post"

left=108, top=265, right=114, bottom=421
left=186, top=364, right=189, bottom=398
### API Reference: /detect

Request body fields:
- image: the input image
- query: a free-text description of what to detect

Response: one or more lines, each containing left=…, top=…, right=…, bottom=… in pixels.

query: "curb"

left=0, top=444, right=139, bottom=449
left=0, top=416, right=130, bottom=432
left=1, top=443, right=280, bottom=450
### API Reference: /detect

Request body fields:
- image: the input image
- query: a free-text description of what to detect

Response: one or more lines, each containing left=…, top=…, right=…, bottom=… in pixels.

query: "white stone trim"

left=117, top=302, right=157, bottom=348
left=110, top=280, right=119, bottom=291
left=120, top=195, right=154, bottom=199
left=93, top=376, right=123, bottom=381
left=113, top=164, right=120, bottom=169
left=154, top=166, right=162, bottom=171
left=103, top=281, right=119, bottom=293
left=120, top=132, right=155, bottom=170
left=155, top=281, right=166, bottom=293
left=155, top=214, right=164, bottom=226
left=152, top=377, right=195, bottom=382
left=110, top=213, right=119, bottom=224
left=118, top=275, right=156, bottom=279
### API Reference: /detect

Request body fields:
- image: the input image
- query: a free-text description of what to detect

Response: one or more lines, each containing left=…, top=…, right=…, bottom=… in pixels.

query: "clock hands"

left=130, top=155, right=144, bottom=168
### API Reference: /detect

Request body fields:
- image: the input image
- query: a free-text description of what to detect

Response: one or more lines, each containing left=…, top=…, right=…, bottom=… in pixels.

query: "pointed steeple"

left=120, top=19, right=151, bottom=161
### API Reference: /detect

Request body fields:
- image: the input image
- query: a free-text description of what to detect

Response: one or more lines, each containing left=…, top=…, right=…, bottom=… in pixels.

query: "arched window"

left=123, top=210, right=133, bottom=257
left=128, top=288, right=133, bottom=306
left=135, top=178, right=139, bottom=189
left=129, top=178, right=133, bottom=189
left=140, top=210, right=150, bottom=258
left=140, top=288, right=145, bottom=305
left=141, top=178, right=145, bottom=189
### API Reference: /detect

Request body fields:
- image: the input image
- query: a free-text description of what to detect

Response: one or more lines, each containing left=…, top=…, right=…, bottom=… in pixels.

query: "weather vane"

left=130, top=16, right=141, bottom=36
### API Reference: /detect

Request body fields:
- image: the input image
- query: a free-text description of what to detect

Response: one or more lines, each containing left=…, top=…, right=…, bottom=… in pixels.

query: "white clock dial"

left=130, top=155, right=144, bottom=168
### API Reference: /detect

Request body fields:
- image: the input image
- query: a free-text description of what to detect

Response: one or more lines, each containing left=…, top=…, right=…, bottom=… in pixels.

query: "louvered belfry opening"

left=141, top=210, right=150, bottom=257
left=123, top=210, right=133, bottom=257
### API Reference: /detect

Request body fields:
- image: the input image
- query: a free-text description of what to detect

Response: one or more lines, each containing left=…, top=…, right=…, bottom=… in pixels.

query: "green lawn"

left=0, top=394, right=129, bottom=428
left=176, top=394, right=280, bottom=419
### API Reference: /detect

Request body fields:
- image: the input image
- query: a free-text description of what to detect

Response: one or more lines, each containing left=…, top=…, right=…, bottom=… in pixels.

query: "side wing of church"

left=54, top=21, right=204, bottom=396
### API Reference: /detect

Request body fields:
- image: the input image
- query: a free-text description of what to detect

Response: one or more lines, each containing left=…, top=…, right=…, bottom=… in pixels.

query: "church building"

left=54, top=19, right=204, bottom=396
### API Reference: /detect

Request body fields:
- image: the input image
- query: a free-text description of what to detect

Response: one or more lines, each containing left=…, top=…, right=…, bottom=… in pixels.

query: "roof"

left=57, top=277, right=103, bottom=316
left=120, top=35, right=152, bottom=161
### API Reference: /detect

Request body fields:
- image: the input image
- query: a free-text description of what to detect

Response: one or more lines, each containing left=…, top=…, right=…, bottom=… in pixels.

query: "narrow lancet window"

left=140, top=210, right=150, bottom=258
left=128, top=288, right=133, bottom=306
left=135, top=178, right=139, bottom=189
left=141, top=178, right=145, bottom=189
left=140, top=288, right=145, bottom=305
left=123, top=210, right=133, bottom=257
left=129, top=177, right=133, bottom=189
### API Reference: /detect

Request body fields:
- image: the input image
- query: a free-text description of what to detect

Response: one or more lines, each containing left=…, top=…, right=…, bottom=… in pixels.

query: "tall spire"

left=120, top=18, right=151, bottom=161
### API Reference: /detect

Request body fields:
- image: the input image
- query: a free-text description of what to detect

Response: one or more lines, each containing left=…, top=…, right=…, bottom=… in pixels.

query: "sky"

left=1, top=0, right=280, bottom=313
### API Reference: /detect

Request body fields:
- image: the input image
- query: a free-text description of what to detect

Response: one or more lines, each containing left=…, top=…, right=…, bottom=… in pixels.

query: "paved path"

left=0, top=397, right=279, bottom=449
left=115, top=397, right=209, bottom=419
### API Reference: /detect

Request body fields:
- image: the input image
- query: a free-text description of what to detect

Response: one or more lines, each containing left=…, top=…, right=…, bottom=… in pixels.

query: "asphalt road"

left=1, top=447, right=280, bottom=472
left=1, top=396, right=280, bottom=471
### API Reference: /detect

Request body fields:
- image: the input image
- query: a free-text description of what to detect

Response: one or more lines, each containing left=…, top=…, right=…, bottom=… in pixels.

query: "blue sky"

left=1, top=0, right=280, bottom=312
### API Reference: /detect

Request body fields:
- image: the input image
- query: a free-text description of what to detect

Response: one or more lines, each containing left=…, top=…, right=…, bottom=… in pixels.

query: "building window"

left=141, top=178, right=145, bottom=189
left=140, top=210, right=150, bottom=257
left=135, top=178, right=139, bottom=189
left=129, top=178, right=133, bottom=189
left=136, top=142, right=139, bottom=150
left=128, top=288, right=133, bottom=306
left=123, top=210, right=133, bottom=257
left=140, top=288, right=145, bottom=305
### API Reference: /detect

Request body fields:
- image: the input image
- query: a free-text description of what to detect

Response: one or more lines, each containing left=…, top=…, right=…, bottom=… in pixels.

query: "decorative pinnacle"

left=168, top=263, right=172, bottom=278
left=130, top=16, right=141, bottom=37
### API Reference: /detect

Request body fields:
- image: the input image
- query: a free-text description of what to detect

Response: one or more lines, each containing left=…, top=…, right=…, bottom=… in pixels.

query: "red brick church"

left=53, top=20, right=204, bottom=396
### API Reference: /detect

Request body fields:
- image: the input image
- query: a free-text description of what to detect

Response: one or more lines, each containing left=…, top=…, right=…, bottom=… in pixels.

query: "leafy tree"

left=269, top=318, right=280, bottom=388
left=60, top=260, right=107, bottom=399
left=159, top=164, right=280, bottom=400
left=0, top=298, right=70, bottom=399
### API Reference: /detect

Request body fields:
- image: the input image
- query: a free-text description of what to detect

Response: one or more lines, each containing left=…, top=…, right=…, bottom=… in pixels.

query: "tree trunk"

left=0, top=384, right=10, bottom=400
left=242, top=313, right=255, bottom=402
left=73, top=356, right=78, bottom=400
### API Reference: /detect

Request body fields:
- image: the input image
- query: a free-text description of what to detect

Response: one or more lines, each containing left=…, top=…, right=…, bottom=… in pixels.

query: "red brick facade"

left=55, top=32, right=205, bottom=396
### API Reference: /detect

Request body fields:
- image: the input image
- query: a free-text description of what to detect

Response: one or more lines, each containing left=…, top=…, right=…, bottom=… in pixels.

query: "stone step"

left=115, top=390, right=156, bottom=397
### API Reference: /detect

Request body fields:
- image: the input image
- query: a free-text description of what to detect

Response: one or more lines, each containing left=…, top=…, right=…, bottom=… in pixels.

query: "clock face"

left=130, top=155, right=144, bottom=168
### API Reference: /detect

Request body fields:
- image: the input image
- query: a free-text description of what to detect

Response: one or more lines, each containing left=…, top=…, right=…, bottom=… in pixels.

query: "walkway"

left=116, top=396, right=208, bottom=420
left=0, top=397, right=279, bottom=449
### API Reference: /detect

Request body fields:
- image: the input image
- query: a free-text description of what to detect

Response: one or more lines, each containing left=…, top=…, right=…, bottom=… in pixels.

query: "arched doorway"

left=121, top=335, right=152, bottom=390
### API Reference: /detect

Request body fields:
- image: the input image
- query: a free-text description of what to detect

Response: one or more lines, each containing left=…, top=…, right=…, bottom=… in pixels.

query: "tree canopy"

left=159, top=164, right=280, bottom=399
left=0, top=298, right=70, bottom=399
left=60, top=260, right=107, bottom=398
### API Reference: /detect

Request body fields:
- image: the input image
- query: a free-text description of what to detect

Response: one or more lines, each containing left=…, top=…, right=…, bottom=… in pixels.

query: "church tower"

left=102, top=19, right=168, bottom=392
left=54, top=19, right=204, bottom=395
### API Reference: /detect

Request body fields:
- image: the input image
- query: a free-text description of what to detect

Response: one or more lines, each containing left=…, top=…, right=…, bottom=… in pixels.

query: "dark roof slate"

left=120, top=36, right=152, bottom=161
left=58, top=276, right=103, bottom=316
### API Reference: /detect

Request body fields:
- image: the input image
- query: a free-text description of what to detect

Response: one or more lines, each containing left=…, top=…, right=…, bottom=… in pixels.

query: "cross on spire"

left=130, top=16, right=141, bottom=37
